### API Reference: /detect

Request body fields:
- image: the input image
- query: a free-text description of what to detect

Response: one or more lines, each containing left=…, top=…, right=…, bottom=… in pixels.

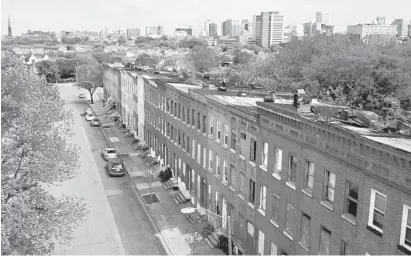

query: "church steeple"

left=8, top=15, right=12, bottom=38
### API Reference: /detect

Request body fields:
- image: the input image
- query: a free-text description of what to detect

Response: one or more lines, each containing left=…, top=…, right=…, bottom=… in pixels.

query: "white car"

left=102, top=148, right=118, bottom=161
left=85, top=113, right=95, bottom=121
left=84, top=108, right=93, bottom=115
left=78, top=93, right=86, bottom=98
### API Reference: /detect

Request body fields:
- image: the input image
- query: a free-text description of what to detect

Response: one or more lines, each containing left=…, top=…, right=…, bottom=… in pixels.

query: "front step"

left=205, top=237, right=215, bottom=248
left=211, top=232, right=220, bottom=244
left=208, top=234, right=219, bottom=247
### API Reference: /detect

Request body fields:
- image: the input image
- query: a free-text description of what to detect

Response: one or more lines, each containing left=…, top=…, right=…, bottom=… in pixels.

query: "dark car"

left=105, top=161, right=126, bottom=177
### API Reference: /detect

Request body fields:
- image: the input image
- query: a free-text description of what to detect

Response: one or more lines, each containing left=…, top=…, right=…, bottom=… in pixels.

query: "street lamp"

left=181, top=207, right=232, bottom=255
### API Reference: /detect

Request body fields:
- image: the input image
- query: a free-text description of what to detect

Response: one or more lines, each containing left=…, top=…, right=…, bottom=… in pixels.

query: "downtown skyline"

left=2, top=0, right=411, bottom=36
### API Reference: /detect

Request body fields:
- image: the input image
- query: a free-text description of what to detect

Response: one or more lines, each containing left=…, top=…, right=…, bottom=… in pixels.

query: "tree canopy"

left=35, top=60, right=60, bottom=83
left=1, top=51, right=89, bottom=254
left=76, top=58, right=103, bottom=104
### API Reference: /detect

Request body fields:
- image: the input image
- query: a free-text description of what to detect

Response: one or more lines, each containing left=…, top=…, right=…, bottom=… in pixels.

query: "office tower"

left=376, top=16, right=386, bottom=25
left=222, top=19, right=240, bottom=37
left=204, top=20, right=212, bottom=37
left=209, top=22, right=218, bottom=37
left=391, top=19, right=408, bottom=38
left=253, top=11, right=284, bottom=47
left=316, top=12, right=330, bottom=25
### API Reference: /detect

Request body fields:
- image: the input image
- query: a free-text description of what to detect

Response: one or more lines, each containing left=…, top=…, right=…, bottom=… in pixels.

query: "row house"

left=107, top=67, right=411, bottom=256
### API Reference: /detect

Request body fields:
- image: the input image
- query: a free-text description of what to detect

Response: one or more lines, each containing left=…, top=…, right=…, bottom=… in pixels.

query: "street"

left=54, top=83, right=167, bottom=255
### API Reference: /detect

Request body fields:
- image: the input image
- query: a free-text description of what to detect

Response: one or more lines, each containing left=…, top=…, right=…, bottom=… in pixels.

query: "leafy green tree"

left=178, top=38, right=207, bottom=49
left=187, top=46, right=220, bottom=72
left=135, top=53, right=161, bottom=67
left=118, top=35, right=127, bottom=45
left=61, top=36, right=76, bottom=44
left=56, top=59, right=78, bottom=78
left=76, top=60, right=103, bottom=104
left=35, top=60, right=60, bottom=83
left=1, top=51, right=89, bottom=254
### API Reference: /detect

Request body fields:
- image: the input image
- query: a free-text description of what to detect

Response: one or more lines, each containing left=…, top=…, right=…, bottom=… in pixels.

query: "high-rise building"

left=127, top=28, right=141, bottom=39
left=376, top=16, right=386, bottom=25
left=175, top=28, right=193, bottom=36
left=146, top=26, right=164, bottom=38
left=222, top=19, right=240, bottom=37
left=316, top=12, right=330, bottom=25
left=204, top=20, right=212, bottom=37
left=347, top=17, right=397, bottom=42
left=209, top=22, right=218, bottom=38
left=8, top=15, right=12, bottom=38
left=391, top=19, right=408, bottom=38
left=240, top=19, right=252, bottom=38
left=253, top=11, right=284, bottom=47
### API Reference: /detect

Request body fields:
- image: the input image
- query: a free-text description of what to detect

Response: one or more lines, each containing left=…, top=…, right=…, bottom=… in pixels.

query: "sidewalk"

left=90, top=103, right=225, bottom=256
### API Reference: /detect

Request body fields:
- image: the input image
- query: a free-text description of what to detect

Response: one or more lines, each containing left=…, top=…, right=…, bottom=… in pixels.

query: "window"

left=197, top=143, right=201, bottom=163
left=209, top=116, right=214, bottom=135
left=259, top=185, right=267, bottom=211
left=174, top=102, right=177, bottom=116
left=368, top=190, right=386, bottom=232
left=216, top=155, right=221, bottom=176
left=182, top=106, right=185, bottom=122
left=216, top=191, right=220, bottom=215
left=170, top=125, right=174, bottom=141
left=192, top=139, right=196, bottom=159
left=261, top=142, right=268, bottom=167
left=258, top=230, right=265, bottom=256
left=288, top=155, right=297, bottom=184
left=250, top=138, right=257, bottom=162
left=223, top=161, right=228, bottom=183
left=182, top=133, right=185, bottom=149
left=203, top=115, right=207, bottom=133
left=231, top=129, right=237, bottom=150
left=249, top=179, right=256, bottom=204
left=274, top=148, right=283, bottom=177
left=270, top=242, right=278, bottom=256
left=400, top=205, right=411, bottom=250
left=224, top=125, right=229, bottom=145
left=187, top=108, right=190, bottom=124
left=178, top=130, right=181, bottom=146
left=304, top=160, right=315, bottom=191
left=323, top=170, right=336, bottom=203
left=197, top=112, right=201, bottom=130
left=170, top=100, right=174, bottom=115
left=239, top=172, right=246, bottom=197
left=187, top=135, right=190, bottom=153
left=271, top=193, right=280, bottom=224
left=345, top=181, right=359, bottom=217
left=208, top=150, right=213, bottom=170
left=192, top=109, right=195, bottom=126
left=208, top=184, right=212, bottom=210
left=217, top=121, right=221, bottom=140
left=203, top=148, right=207, bottom=168
left=230, top=165, right=236, bottom=189
left=239, top=133, right=246, bottom=155
left=285, top=203, right=295, bottom=238
left=340, top=240, right=353, bottom=255
left=300, top=213, right=310, bottom=250
left=318, top=227, right=331, bottom=255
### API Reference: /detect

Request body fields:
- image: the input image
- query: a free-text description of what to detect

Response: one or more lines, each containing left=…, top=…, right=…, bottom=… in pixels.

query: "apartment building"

left=252, top=11, right=284, bottom=47
left=104, top=67, right=411, bottom=255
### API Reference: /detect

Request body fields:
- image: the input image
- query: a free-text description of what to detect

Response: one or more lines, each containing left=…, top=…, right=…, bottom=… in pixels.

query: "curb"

left=97, top=120, right=176, bottom=256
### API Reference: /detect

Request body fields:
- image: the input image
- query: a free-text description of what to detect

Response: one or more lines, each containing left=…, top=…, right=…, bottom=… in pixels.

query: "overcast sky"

left=2, top=0, right=411, bottom=36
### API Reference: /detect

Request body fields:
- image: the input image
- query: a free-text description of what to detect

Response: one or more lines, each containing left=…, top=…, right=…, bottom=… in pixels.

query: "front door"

left=222, top=198, right=227, bottom=229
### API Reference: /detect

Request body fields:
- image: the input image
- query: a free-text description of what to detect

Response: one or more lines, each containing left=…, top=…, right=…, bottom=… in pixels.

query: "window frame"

left=209, top=116, right=214, bottom=135
left=318, top=226, right=331, bottom=255
left=367, top=189, right=386, bottom=233
left=259, top=184, right=267, bottom=211
left=345, top=180, right=359, bottom=218
left=249, top=179, right=256, bottom=204
left=271, top=193, right=280, bottom=224
left=217, top=121, right=221, bottom=140
left=224, top=125, right=229, bottom=145
left=399, top=204, right=411, bottom=250
left=299, top=213, right=311, bottom=250
left=304, top=160, right=315, bottom=191
left=250, top=138, right=257, bottom=162
left=231, top=128, right=237, bottom=150
left=323, top=170, right=336, bottom=203
left=288, top=154, right=297, bottom=184
left=261, top=141, right=268, bottom=167
left=208, top=150, right=213, bottom=170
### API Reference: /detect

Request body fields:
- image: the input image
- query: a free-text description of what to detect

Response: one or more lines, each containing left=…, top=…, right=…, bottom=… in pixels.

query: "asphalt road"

left=56, top=84, right=167, bottom=255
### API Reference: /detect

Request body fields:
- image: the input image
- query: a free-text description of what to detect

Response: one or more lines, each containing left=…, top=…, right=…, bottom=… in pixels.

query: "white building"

left=347, top=22, right=397, bottom=41
left=253, top=11, right=284, bottom=47
left=120, top=70, right=136, bottom=134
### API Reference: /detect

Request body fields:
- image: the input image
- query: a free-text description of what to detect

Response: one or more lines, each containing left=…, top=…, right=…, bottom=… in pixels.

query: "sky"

left=1, top=0, right=411, bottom=36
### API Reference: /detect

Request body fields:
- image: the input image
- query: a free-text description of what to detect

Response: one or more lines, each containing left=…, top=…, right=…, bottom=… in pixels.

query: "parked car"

left=105, top=160, right=126, bottom=177
left=85, top=113, right=96, bottom=121
left=84, top=108, right=93, bottom=115
left=90, top=118, right=101, bottom=127
left=102, top=148, right=118, bottom=161
left=78, top=93, right=86, bottom=98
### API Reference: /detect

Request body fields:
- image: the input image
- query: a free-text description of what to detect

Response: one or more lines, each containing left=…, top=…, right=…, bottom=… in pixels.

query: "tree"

left=185, top=231, right=203, bottom=255
left=135, top=53, right=161, bottom=67
left=178, top=38, right=207, bottom=49
left=76, top=61, right=103, bottom=104
left=55, top=59, right=78, bottom=79
left=142, top=167, right=160, bottom=193
left=118, top=35, right=127, bottom=45
left=187, top=46, right=220, bottom=73
left=1, top=51, right=89, bottom=254
left=61, top=36, right=76, bottom=44
left=35, top=60, right=60, bottom=83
